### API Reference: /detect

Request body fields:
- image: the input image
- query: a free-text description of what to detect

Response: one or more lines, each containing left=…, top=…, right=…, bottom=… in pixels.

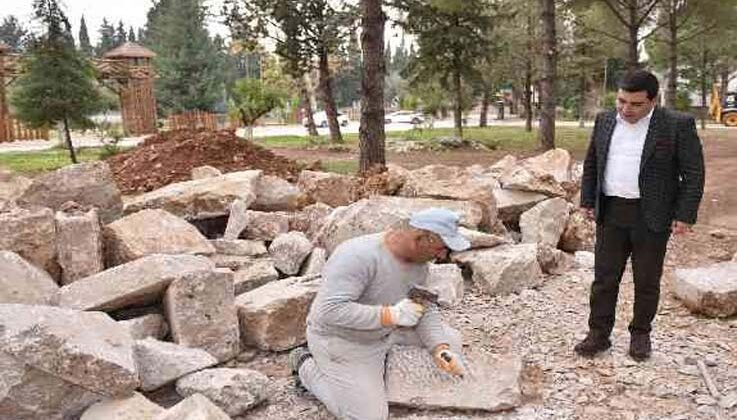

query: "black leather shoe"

left=629, top=333, right=651, bottom=361
left=574, top=332, right=611, bottom=357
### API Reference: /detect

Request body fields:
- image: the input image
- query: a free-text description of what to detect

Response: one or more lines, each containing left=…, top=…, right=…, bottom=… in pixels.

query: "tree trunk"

left=720, top=67, right=729, bottom=99
left=358, top=0, right=386, bottom=173
left=524, top=67, right=533, bottom=132
left=538, top=0, right=556, bottom=151
left=453, top=68, right=463, bottom=139
left=578, top=71, right=587, bottom=128
left=318, top=48, right=343, bottom=143
left=665, top=5, right=678, bottom=108
left=479, top=90, right=489, bottom=127
left=63, top=117, right=78, bottom=164
left=511, top=85, right=519, bottom=115
left=300, top=76, right=318, bottom=136
left=627, top=1, right=640, bottom=71
left=700, top=35, right=707, bottom=129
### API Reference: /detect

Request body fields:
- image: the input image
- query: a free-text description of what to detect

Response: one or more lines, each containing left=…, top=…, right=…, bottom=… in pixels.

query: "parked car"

left=302, top=111, right=349, bottom=127
left=384, top=110, right=425, bottom=124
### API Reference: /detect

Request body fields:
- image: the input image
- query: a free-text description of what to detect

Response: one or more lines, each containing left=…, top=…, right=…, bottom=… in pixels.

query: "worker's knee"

left=339, top=386, right=388, bottom=420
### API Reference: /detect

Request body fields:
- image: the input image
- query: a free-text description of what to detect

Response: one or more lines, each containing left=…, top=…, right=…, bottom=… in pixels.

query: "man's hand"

left=671, top=220, right=692, bottom=235
left=432, top=344, right=465, bottom=377
left=380, top=298, right=425, bottom=327
left=581, top=207, right=595, bottom=221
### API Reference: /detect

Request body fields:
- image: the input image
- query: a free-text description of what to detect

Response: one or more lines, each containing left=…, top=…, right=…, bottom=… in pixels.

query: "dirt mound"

left=107, top=129, right=308, bottom=194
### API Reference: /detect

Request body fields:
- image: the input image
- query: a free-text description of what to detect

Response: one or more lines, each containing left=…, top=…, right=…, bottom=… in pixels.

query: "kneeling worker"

left=289, top=208, right=470, bottom=420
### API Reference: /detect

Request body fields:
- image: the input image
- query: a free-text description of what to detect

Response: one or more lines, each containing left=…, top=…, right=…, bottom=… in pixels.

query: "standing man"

left=575, top=70, right=705, bottom=361
left=288, top=208, right=469, bottom=420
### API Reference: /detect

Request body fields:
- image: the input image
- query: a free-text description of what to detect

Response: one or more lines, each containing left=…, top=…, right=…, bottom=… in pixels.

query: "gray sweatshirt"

left=307, top=233, right=448, bottom=350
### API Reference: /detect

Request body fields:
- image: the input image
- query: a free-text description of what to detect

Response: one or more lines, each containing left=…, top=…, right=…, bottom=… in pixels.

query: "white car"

left=302, top=111, right=349, bottom=127
left=384, top=110, right=425, bottom=124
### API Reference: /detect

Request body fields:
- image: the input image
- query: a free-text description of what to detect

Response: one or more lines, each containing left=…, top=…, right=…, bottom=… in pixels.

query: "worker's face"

left=412, top=232, right=450, bottom=263
left=616, top=89, right=656, bottom=124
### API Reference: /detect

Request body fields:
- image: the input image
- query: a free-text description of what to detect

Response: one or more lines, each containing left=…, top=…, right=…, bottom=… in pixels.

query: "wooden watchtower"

left=99, top=42, right=158, bottom=135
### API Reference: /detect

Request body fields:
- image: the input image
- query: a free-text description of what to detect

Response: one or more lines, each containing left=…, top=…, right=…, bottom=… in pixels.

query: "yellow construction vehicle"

left=710, top=85, right=737, bottom=127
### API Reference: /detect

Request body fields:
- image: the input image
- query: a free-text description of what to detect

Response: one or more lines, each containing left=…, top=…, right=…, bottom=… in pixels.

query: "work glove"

left=432, top=344, right=465, bottom=377
left=380, top=298, right=425, bottom=327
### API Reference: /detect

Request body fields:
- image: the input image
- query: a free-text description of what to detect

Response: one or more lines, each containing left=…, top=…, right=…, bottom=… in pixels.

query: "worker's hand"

left=380, top=298, right=425, bottom=327
left=671, top=220, right=692, bottom=235
left=432, top=344, right=465, bottom=377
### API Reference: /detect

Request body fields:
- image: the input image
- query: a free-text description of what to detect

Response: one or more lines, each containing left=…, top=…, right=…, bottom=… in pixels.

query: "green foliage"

left=228, top=78, right=288, bottom=126
left=96, top=18, right=115, bottom=56
left=114, top=21, right=127, bottom=47
left=78, top=16, right=93, bottom=56
left=0, top=15, right=28, bottom=52
left=11, top=3, right=102, bottom=132
left=143, top=0, right=225, bottom=114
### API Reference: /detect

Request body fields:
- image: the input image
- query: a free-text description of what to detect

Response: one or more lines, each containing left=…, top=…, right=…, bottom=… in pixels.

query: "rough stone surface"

left=223, top=199, right=250, bottom=240
left=124, top=170, right=261, bottom=220
left=519, top=198, right=570, bottom=247
left=210, top=239, right=267, bottom=256
left=104, top=209, right=215, bottom=266
left=55, top=254, right=215, bottom=311
left=301, top=247, right=327, bottom=276
left=164, top=269, right=240, bottom=361
left=241, top=210, right=290, bottom=241
left=574, top=250, right=595, bottom=269
left=0, top=351, right=102, bottom=420
left=385, top=346, right=522, bottom=412
left=499, top=164, right=567, bottom=197
left=559, top=208, right=596, bottom=252
left=385, top=164, right=410, bottom=194
left=297, top=170, right=360, bottom=207
left=452, top=244, right=543, bottom=296
left=492, top=188, right=548, bottom=224
left=537, top=245, right=576, bottom=275
left=235, top=275, right=321, bottom=351
left=0, top=168, right=31, bottom=202
left=80, top=392, right=164, bottom=420
left=0, top=251, right=58, bottom=304
left=232, top=259, right=280, bottom=296
left=155, top=393, right=232, bottom=420
left=0, top=304, right=139, bottom=397
left=17, top=161, right=123, bottom=223
left=398, top=165, right=498, bottom=228
left=288, top=202, right=333, bottom=240
left=252, top=175, right=304, bottom=211
left=118, top=314, right=169, bottom=340
left=133, top=338, right=218, bottom=391
left=458, top=227, right=509, bottom=250
left=268, top=231, right=314, bottom=275
left=486, top=154, right=517, bottom=177
left=673, top=262, right=737, bottom=317
left=191, top=165, right=222, bottom=180
left=426, top=264, right=464, bottom=307
left=0, top=205, right=59, bottom=279
left=55, top=206, right=104, bottom=284
left=523, top=148, right=573, bottom=183
left=209, top=254, right=262, bottom=270
left=315, top=196, right=483, bottom=254
left=176, top=368, right=270, bottom=417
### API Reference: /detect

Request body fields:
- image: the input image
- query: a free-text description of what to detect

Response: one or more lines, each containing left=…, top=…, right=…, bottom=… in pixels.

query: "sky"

left=2, top=0, right=230, bottom=44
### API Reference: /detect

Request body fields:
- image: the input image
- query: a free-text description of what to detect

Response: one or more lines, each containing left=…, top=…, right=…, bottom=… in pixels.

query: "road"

left=0, top=117, right=731, bottom=153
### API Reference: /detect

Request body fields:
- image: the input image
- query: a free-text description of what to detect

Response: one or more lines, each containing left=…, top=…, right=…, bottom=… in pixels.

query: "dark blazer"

left=580, top=106, right=705, bottom=232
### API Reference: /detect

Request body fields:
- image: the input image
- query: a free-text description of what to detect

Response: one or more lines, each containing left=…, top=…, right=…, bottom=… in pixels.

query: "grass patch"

left=320, top=159, right=358, bottom=174
left=0, top=147, right=115, bottom=175
left=257, top=133, right=359, bottom=148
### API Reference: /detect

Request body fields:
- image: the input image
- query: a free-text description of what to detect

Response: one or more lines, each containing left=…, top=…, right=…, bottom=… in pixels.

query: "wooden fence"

left=0, top=116, right=49, bottom=142
left=168, top=110, right=220, bottom=131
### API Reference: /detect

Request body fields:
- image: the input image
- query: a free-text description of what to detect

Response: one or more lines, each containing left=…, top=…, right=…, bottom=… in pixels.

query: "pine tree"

left=78, top=15, right=93, bottom=56
left=11, top=0, right=103, bottom=164
left=0, top=15, right=28, bottom=52
left=128, top=26, right=136, bottom=42
left=144, top=0, right=224, bottom=114
left=114, top=20, right=127, bottom=47
left=96, top=18, right=115, bottom=55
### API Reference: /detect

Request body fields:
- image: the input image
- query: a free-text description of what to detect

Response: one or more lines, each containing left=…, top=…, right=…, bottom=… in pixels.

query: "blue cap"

left=409, top=208, right=471, bottom=252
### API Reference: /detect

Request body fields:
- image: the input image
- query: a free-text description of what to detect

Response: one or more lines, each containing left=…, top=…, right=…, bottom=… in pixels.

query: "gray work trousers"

left=298, top=325, right=462, bottom=420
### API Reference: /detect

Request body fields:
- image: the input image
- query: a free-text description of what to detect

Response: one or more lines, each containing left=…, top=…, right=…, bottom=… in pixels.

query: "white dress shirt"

left=602, top=108, right=654, bottom=199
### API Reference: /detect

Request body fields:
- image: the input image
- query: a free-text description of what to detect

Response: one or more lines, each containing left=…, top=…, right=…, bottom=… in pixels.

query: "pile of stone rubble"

left=1, top=148, right=735, bottom=419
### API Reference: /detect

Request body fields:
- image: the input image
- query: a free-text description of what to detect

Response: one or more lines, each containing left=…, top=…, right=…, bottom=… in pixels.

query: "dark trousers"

left=588, top=196, right=671, bottom=336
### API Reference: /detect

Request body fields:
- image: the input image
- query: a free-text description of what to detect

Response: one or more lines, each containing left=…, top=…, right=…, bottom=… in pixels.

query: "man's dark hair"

left=618, top=70, right=659, bottom=100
